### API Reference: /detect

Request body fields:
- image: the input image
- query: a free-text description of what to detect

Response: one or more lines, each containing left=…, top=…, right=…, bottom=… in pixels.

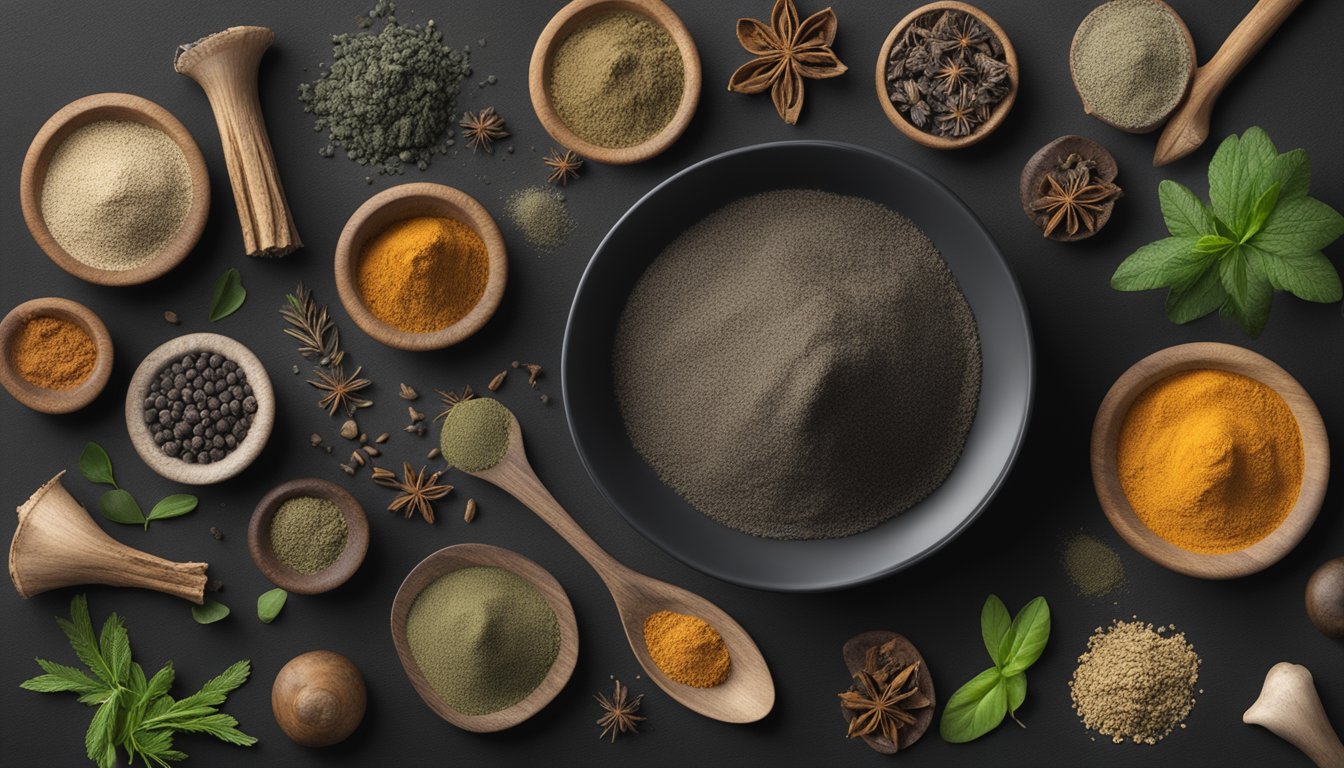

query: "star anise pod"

left=372, top=462, right=452, bottom=523
left=728, top=0, right=848, bottom=125
left=595, top=680, right=645, bottom=743
left=930, top=55, right=975, bottom=94
left=1030, top=169, right=1122, bottom=238
left=935, top=84, right=979, bottom=138
left=433, top=384, right=474, bottom=422
left=308, top=365, right=372, bottom=417
left=543, top=148, right=583, bottom=186
left=460, top=106, right=509, bottom=153
left=838, top=662, right=931, bottom=751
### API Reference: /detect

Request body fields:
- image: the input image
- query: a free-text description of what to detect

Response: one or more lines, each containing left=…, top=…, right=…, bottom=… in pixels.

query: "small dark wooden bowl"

left=333, top=183, right=507, bottom=351
left=875, top=1, right=1019, bottom=150
left=0, top=297, right=113, bottom=414
left=1091, top=343, right=1329, bottom=579
left=1018, top=135, right=1120, bottom=242
left=839, top=631, right=934, bottom=753
left=529, top=0, right=701, bottom=164
left=248, top=478, right=369, bottom=595
left=20, top=92, right=210, bottom=285
left=390, top=543, right=579, bottom=732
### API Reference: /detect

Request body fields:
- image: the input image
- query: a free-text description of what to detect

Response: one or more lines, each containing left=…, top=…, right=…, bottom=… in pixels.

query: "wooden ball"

left=1306, top=557, right=1344, bottom=640
left=271, top=650, right=367, bottom=747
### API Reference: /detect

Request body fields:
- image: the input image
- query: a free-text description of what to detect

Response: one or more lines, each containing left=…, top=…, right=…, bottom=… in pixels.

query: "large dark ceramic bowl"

left=562, top=141, right=1033, bottom=591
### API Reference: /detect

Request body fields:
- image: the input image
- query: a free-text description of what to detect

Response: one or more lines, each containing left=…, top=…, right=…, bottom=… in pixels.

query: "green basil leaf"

left=1267, top=148, right=1310, bottom=203
left=1000, top=597, right=1051, bottom=676
left=1251, top=245, right=1343, bottom=303
left=1242, top=183, right=1281, bottom=242
left=1165, top=268, right=1228, bottom=324
left=208, top=268, right=246, bottom=322
left=99, top=490, right=145, bottom=526
left=1251, top=196, right=1344, bottom=256
left=1111, top=237, right=1205, bottom=291
left=939, top=667, right=1006, bottom=743
left=256, top=589, right=287, bottom=624
left=1004, top=672, right=1027, bottom=723
left=981, top=595, right=1012, bottom=667
left=80, top=443, right=117, bottom=487
left=191, top=600, right=231, bottom=625
left=1209, top=127, right=1277, bottom=234
left=1193, top=235, right=1236, bottom=254
left=147, top=495, right=198, bottom=522
left=1158, top=180, right=1217, bottom=237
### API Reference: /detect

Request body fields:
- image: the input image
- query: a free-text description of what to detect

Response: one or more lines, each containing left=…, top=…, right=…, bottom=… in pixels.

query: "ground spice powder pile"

left=1071, top=0, right=1191, bottom=130
left=508, top=187, right=575, bottom=251
left=439, top=397, right=513, bottom=472
left=1070, top=619, right=1201, bottom=745
left=357, top=216, right=488, bottom=334
left=270, top=496, right=348, bottom=574
left=1117, top=369, right=1303, bottom=554
left=1062, top=532, right=1125, bottom=597
left=643, top=610, right=730, bottom=688
left=10, top=317, right=96, bottom=390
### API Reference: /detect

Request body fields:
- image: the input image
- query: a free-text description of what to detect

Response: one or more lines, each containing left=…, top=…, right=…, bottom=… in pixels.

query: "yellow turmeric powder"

left=643, top=610, right=730, bottom=688
left=356, top=216, right=488, bottom=333
left=1117, top=369, right=1303, bottom=554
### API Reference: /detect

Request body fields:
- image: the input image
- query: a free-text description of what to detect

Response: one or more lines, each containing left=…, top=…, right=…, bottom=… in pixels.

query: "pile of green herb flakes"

left=298, top=0, right=469, bottom=174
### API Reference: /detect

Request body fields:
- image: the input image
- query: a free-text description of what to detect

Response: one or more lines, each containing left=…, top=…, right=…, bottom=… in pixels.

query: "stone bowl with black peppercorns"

left=125, top=333, right=274, bottom=485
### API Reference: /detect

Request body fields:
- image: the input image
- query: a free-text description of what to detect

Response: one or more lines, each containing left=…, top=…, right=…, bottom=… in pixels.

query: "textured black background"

left=2, top=1, right=1341, bottom=766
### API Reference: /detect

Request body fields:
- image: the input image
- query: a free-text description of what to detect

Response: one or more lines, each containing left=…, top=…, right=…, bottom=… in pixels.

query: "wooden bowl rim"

left=1068, top=0, right=1196, bottom=134
left=389, top=543, right=579, bottom=732
left=124, top=333, right=275, bottom=486
left=1018, top=134, right=1120, bottom=242
left=874, top=0, right=1020, bottom=150
left=333, top=183, right=508, bottom=351
left=1090, top=342, right=1329, bottom=579
left=19, top=92, right=210, bottom=286
left=0, top=297, right=114, bottom=414
left=247, top=478, right=370, bottom=595
left=528, top=0, right=702, bottom=165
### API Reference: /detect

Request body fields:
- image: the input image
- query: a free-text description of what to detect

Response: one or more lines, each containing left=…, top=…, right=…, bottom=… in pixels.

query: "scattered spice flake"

left=595, top=679, right=645, bottom=742
left=340, top=419, right=359, bottom=440
left=464, top=498, right=477, bottom=523
left=209, top=526, right=224, bottom=541
left=164, top=310, right=180, bottom=325
left=408, top=406, right=425, bottom=423
left=399, top=382, right=419, bottom=400
left=427, top=447, right=441, bottom=460
left=487, top=370, right=507, bottom=392
left=309, top=434, right=323, bottom=447
left=544, top=147, right=583, bottom=186
left=375, top=432, right=389, bottom=444
left=518, top=362, right=543, bottom=387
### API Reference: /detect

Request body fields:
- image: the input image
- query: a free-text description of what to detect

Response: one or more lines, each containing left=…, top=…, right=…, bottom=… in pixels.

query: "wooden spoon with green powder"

left=439, top=398, right=774, bottom=723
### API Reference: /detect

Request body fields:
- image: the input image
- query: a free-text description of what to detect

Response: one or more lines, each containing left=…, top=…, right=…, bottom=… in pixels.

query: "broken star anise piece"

left=461, top=106, right=509, bottom=153
left=433, top=385, right=475, bottom=423
left=308, top=365, right=372, bottom=417
left=1030, top=164, right=1122, bottom=239
left=838, top=661, right=931, bottom=752
left=728, top=0, right=848, bottom=125
left=543, top=148, right=583, bottom=186
left=595, top=679, right=645, bottom=743
left=372, top=462, right=452, bottom=524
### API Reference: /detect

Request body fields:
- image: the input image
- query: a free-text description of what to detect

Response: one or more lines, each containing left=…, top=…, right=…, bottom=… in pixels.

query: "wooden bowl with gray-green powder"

left=248, top=478, right=369, bottom=595
left=20, top=92, right=210, bottom=286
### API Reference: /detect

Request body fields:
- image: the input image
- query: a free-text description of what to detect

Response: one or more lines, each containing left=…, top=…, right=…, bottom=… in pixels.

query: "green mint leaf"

left=1111, top=237, right=1205, bottom=291
left=1252, top=195, right=1344, bottom=255
left=1267, top=148, right=1310, bottom=202
left=999, top=597, right=1051, bottom=676
left=56, top=595, right=117, bottom=688
left=1242, top=183, right=1281, bottom=242
left=257, top=589, right=287, bottom=624
left=1231, top=265, right=1274, bottom=339
left=1209, top=127, right=1277, bottom=234
left=21, top=659, right=105, bottom=695
left=147, top=495, right=198, bottom=524
left=939, top=667, right=1006, bottom=743
left=1251, top=245, right=1343, bottom=303
left=1193, top=235, right=1236, bottom=254
left=209, top=268, right=247, bottom=322
left=79, top=443, right=116, bottom=488
left=97, top=613, right=132, bottom=687
left=1219, top=247, right=1252, bottom=315
left=981, top=595, right=1012, bottom=667
left=84, top=688, right=120, bottom=767
left=1158, top=180, right=1217, bottom=237
left=99, top=489, right=145, bottom=526
left=1165, top=268, right=1228, bottom=324
left=191, top=601, right=231, bottom=625
left=1004, top=672, right=1027, bottom=723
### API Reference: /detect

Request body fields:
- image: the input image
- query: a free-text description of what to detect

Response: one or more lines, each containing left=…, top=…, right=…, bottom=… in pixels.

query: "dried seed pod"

left=487, top=371, right=507, bottom=392
left=464, top=498, right=477, bottom=523
left=340, top=464, right=355, bottom=476
left=350, top=451, right=366, bottom=467
left=164, top=310, right=180, bottom=325
left=340, top=420, right=359, bottom=440
left=362, top=445, right=380, bottom=457
left=403, top=424, right=420, bottom=434
left=399, top=383, right=419, bottom=400
left=375, top=433, right=389, bottom=444
left=359, top=433, right=368, bottom=444
left=427, top=448, right=441, bottom=460
left=539, top=393, right=551, bottom=405
left=521, top=363, right=543, bottom=387
left=408, top=406, right=424, bottom=423
left=309, top=433, right=323, bottom=447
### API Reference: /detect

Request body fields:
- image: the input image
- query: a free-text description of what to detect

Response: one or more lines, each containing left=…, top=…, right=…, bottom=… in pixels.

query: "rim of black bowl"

left=561, top=140, right=1035, bottom=592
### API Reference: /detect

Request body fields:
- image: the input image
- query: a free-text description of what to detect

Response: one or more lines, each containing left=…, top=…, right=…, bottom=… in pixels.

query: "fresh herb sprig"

left=19, top=595, right=256, bottom=768
left=1113, top=127, right=1344, bottom=337
left=80, top=443, right=198, bottom=530
left=939, top=595, right=1050, bottom=743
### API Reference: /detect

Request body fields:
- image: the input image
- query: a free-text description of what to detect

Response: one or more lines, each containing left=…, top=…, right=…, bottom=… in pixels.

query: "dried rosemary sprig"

left=281, top=282, right=345, bottom=368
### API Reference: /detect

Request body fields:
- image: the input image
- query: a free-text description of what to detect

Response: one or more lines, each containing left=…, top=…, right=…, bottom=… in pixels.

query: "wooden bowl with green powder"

left=20, top=92, right=210, bottom=286
left=248, top=478, right=369, bottom=594
left=390, top=543, right=578, bottom=732
left=1091, top=343, right=1329, bottom=579
left=334, top=183, right=508, bottom=351
left=529, top=0, right=701, bottom=164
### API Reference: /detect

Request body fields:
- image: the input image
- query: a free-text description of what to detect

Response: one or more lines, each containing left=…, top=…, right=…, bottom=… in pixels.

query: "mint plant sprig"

left=1112, top=127, right=1344, bottom=338
left=940, top=595, right=1050, bottom=743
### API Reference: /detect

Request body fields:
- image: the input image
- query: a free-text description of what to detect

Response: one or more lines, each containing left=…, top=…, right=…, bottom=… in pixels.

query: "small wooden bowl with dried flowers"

left=248, top=478, right=369, bottom=595
left=1019, top=135, right=1123, bottom=242
left=0, top=297, right=113, bottom=414
left=875, top=1, right=1019, bottom=150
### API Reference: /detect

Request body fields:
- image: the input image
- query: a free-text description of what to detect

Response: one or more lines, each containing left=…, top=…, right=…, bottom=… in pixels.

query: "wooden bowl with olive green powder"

left=390, top=544, right=578, bottom=732
left=248, top=478, right=369, bottom=594
left=562, top=141, right=1034, bottom=591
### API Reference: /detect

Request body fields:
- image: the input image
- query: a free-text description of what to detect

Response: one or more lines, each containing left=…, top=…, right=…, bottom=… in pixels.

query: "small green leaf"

left=147, top=495, right=198, bottom=524
left=1193, top=235, right=1236, bottom=254
left=1209, top=127, right=1277, bottom=234
left=209, top=269, right=246, bottom=322
left=999, top=597, right=1051, bottom=676
left=940, top=667, right=1006, bottom=743
left=191, top=600, right=230, bottom=625
left=1158, top=180, right=1217, bottom=237
left=99, top=490, right=145, bottom=526
left=257, top=589, right=287, bottom=624
left=981, top=595, right=1012, bottom=667
left=1111, top=237, right=1205, bottom=291
left=1242, top=183, right=1281, bottom=242
left=1252, top=245, right=1343, bottom=303
left=80, top=443, right=116, bottom=487
left=1004, top=673, right=1027, bottom=721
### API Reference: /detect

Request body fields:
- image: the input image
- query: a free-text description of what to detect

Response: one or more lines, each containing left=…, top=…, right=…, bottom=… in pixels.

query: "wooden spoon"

left=1154, top=0, right=1303, bottom=166
left=463, top=407, right=774, bottom=723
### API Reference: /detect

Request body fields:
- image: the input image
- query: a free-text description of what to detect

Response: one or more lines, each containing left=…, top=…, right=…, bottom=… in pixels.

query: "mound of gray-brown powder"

left=613, top=189, right=981, bottom=540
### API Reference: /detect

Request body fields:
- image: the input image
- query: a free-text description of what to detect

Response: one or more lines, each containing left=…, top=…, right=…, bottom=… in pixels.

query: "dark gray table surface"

left=2, top=2, right=1340, bottom=766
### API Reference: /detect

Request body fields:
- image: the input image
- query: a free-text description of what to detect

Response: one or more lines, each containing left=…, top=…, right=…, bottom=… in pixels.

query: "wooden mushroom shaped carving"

left=9, top=472, right=208, bottom=603
left=272, top=651, right=367, bottom=747
left=1244, top=662, right=1344, bottom=768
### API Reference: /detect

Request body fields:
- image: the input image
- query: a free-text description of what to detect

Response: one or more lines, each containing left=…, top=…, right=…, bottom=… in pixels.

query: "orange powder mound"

left=356, top=216, right=488, bottom=334
left=1117, top=369, right=1303, bottom=554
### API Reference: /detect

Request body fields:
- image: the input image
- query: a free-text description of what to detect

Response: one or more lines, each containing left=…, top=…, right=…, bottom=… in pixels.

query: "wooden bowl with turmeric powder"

left=1091, top=342, right=1329, bottom=579
left=334, top=183, right=507, bottom=352
left=0, top=297, right=113, bottom=414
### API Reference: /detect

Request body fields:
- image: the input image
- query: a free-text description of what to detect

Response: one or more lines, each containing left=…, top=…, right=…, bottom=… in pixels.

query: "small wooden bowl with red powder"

left=334, top=183, right=508, bottom=352
left=0, top=297, right=113, bottom=414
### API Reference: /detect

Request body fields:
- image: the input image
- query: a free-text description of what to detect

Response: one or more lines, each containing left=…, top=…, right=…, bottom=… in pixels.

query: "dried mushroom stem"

left=175, top=26, right=301, bottom=257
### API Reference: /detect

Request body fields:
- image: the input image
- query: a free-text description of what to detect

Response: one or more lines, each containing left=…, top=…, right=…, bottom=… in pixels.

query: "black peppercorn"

left=146, top=351, right=254, bottom=463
